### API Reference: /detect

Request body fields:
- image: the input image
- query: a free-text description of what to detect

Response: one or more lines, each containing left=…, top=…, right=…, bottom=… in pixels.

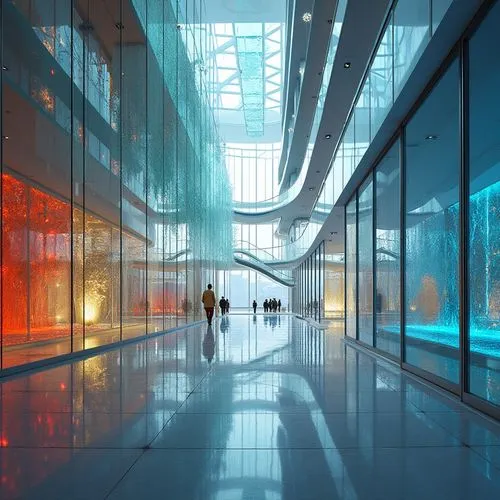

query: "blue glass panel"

left=375, top=140, right=400, bottom=357
left=358, top=175, right=374, bottom=346
left=405, top=59, right=460, bottom=383
left=346, top=197, right=357, bottom=338
left=468, top=1, right=500, bottom=405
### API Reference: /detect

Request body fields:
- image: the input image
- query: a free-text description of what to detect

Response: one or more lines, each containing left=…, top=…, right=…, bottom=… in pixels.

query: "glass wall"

left=218, top=269, right=289, bottom=311
left=358, top=175, right=374, bottom=345
left=0, top=0, right=233, bottom=371
left=467, top=1, right=500, bottom=406
left=324, top=241, right=345, bottom=319
left=346, top=198, right=357, bottom=337
left=375, top=141, right=400, bottom=358
left=292, top=242, right=325, bottom=322
left=344, top=0, right=500, bottom=417
left=405, top=58, right=460, bottom=384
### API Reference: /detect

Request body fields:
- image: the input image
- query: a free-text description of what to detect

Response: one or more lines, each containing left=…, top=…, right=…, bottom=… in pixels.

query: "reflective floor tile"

left=323, top=412, right=461, bottom=448
left=108, top=449, right=339, bottom=500
left=152, top=411, right=333, bottom=450
left=425, top=411, right=500, bottom=446
left=0, top=448, right=141, bottom=500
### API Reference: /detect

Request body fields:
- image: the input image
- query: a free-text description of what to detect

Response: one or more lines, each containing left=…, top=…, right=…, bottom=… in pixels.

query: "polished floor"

left=1, top=315, right=500, bottom=499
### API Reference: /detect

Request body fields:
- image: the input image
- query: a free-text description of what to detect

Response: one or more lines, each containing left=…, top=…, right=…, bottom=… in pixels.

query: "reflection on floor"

left=1, top=315, right=500, bottom=499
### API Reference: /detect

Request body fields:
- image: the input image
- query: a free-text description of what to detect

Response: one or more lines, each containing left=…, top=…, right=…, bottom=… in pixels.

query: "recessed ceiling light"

left=324, top=134, right=332, bottom=139
left=302, top=12, right=312, bottom=23
left=344, top=62, right=351, bottom=69
left=309, top=187, right=315, bottom=191
left=2, top=135, right=9, bottom=140
left=1, top=65, right=7, bottom=71
left=425, top=134, right=438, bottom=140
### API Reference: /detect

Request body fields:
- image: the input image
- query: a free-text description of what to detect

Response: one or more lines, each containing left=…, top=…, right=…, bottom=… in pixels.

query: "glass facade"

left=346, top=197, right=357, bottom=337
left=344, top=1, right=500, bottom=416
left=405, top=58, right=460, bottom=383
left=358, top=175, right=374, bottom=345
left=467, top=0, right=500, bottom=406
left=0, top=0, right=232, bottom=370
left=292, top=242, right=325, bottom=322
left=375, top=141, right=400, bottom=357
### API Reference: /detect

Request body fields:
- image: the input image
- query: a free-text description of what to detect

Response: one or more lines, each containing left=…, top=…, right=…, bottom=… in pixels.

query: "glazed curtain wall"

left=217, top=270, right=289, bottom=311
left=344, top=0, right=500, bottom=415
left=0, top=0, right=233, bottom=371
left=292, top=242, right=325, bottom=322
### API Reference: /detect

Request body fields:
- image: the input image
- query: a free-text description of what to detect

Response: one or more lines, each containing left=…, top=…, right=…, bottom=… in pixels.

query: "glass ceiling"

left=209, top=22, right=283, bottom=137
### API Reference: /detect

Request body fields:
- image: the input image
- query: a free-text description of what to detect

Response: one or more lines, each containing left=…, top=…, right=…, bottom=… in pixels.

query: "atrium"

left=0, top=0, right=499, bottom=498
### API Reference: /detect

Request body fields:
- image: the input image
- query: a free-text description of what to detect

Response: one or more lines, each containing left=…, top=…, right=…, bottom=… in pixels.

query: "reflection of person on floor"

left=201, top=283, right=216, bottom=325
left=270, top=315, right=277, bottom=329
left=202, top=325, right=215, bottom=364
left=219, top=315, right=229, bottom=334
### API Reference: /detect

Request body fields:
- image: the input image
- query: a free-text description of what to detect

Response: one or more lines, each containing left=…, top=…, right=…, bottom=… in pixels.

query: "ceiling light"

left=288, top=127, right=294, bottom=133
left=298, top=67, right=305, bottom=76
left=309, top=187, right=315, bottom=191
left=324, top=134, right=332, bottom=139
left=343, top=62, right=351, bottom=69
left=1, top=65, right=7, bottom=71
left=2, top=135, right=9, bottom=140
left=425, top=134, right=438, bottom=140
left=302, top=12, right=312, bottom=23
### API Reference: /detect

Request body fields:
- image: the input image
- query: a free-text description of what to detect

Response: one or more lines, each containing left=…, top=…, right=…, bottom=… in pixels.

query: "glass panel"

left=405, top=59, right=460, bottom=383
left=375, top=140, right=400, bottom=357
left=0, top=0, right=233, bottom=370
left=468, top=2, right=500, bottom=405
left=2, top=0, right=72, bottom=367
left=393, top=0, right=430, bottom=98
left=346, top=197, right=357, bottom=338
left=432, top=0, right=454, bottom=34
left=358, top=175, right=374, bottom=346
left=371, top=14, right=394, bottom=137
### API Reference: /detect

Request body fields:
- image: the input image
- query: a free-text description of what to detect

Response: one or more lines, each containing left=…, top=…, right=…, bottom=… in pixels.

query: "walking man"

left=202, top=284, right=216, bottom=325
left=219, top=296, right=226, bottom=316
left=252, top=299, right=257, bottom=314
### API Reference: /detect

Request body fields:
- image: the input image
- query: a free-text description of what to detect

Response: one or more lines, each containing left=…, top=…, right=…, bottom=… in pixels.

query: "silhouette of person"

left=203, top=325, right=215, bottom=364
left=219, top=296, right=226, bottom=315
left=201, top=283, right=216, bottom=325
left=252, top=299, right=257, bottom=313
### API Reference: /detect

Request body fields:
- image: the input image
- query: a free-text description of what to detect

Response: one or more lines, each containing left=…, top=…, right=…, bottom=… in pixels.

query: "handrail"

left=233, top=252, right=295, bottom=287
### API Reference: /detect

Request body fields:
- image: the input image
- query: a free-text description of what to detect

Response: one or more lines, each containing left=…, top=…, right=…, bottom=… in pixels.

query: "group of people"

left=219, top=296, right=230, bottom=315
left=263, top=298, right=281, bottom=313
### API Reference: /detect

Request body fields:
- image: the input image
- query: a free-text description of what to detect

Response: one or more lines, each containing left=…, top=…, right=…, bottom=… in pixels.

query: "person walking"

left=263, top=299, right=268, bottom=313
left=219, top=296, right=226, bottom=316
left=277, top=299, right=281, bottom=312
left=226, top=299, right=230, bottom=314
left=252, top=300, right=257, bottom=314
left=272, top=298, right=277, bottom=312
left=202, top=284, right=216, bottom=325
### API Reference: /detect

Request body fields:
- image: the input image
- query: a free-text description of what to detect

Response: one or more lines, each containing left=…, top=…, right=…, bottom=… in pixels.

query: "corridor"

left=1, top=315, right=500, bottom=499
